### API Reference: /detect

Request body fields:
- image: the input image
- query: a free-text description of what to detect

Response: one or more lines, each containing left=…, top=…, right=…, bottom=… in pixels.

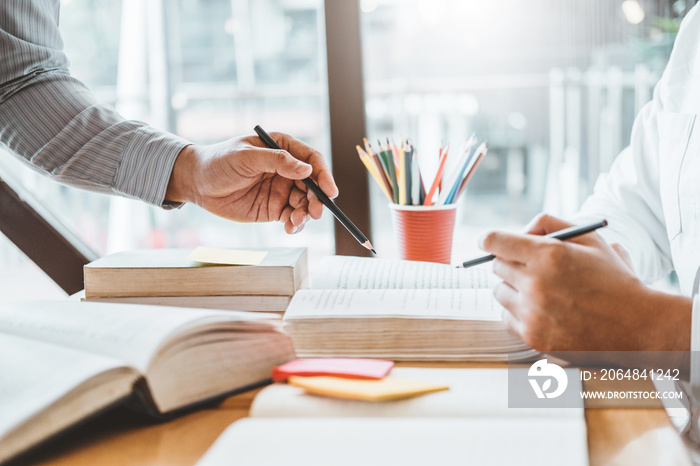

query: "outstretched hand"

left=478, top=214, right=691, bottom=353
left=166, top=132, right=339, bottom=234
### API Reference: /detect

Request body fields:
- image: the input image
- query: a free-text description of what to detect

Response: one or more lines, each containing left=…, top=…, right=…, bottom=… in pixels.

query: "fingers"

left=493, top=280, right=521, bottom=313
left=283, top=209, right=309, bottom=234
left=290, top=208, right=309, bottom=228
left=279, top=205, right=294, bottom=226
left=288, top=188, right=311, bottom=231
left=268, top=132, right=339, bottom=199
left=245, top=147, right=313, bottom=180
left=492, top=258, right=528, bottom=290
left=284, top=220, right=305, bottom=235
left=523, top=213, right=574, bottom=235
left=478, top=230, right=548, bottom=264
left=288, top=186, right=307, bottom=209
left=501, top=307, right=522, bottom=338
left=494, top=282, right=525, bottom=337
left=611, top=243, right=634, bottom=271
left=308, top=196, right=324, bottom=220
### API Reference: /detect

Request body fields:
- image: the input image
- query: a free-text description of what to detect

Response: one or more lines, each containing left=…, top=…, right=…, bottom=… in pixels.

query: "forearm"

left=0, top=73, right=189, bottom=206
left=0, top=1, right=189, bottom=207
left=636, top=287, right=691, bottom=352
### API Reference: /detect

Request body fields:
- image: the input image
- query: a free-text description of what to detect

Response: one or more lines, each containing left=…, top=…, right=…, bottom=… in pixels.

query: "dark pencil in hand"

left=458, top=220, right=608, bottom=269
left=253, top=125, right=376, bottom=254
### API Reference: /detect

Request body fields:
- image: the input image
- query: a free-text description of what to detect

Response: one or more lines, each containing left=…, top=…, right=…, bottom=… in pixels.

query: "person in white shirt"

left=478, top=3, right=700, bottom=445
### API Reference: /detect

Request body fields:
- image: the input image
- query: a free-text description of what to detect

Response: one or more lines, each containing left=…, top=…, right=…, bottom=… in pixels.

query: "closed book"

left=81, top=295, right=292, bottom=314
left=84, top=247, right=307, bottom=298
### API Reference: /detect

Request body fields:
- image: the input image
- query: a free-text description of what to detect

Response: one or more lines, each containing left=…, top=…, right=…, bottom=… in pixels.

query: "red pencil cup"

left=388, top=204, right=458, bottom=264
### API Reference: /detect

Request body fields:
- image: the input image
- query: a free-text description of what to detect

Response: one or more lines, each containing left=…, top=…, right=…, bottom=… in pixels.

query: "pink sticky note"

left=272, top=358, right=394, bottom=383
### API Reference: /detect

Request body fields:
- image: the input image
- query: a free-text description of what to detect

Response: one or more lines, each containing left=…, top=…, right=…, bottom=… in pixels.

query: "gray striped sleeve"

left=0, top=0, right=190, bottom=208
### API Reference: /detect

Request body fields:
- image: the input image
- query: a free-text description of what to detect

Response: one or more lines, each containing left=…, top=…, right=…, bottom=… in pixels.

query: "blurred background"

left=0, top=0, right=691, bottom=299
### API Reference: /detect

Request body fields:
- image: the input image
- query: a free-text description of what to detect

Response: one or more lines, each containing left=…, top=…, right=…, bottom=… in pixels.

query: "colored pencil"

left=454, top=143, right=488, bottom=201
left=380, top=139, right=400, bottom=204
left=398, top=141, right=407, bottom=205
left=356, top=134, right=487, bottom=208
left=411, top=148, right=420, bottom=206
left=356, top=146, right=392, bottom=201
left=423, top=146, right=450, bottom=206
left=443, top=138, right=479, bottom=204
left=404, top=141, right=413, bottom=206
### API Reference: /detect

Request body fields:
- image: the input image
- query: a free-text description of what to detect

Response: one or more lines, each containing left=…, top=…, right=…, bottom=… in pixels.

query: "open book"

left=0, top=301, right=294, bottom=464
left=196, top=368, right=587, bottom=466
left=284, top=256, right=536, bottom=361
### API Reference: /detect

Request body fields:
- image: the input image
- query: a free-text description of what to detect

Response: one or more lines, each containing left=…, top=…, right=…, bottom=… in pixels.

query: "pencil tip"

left=362, top=240, right=376, bottom=254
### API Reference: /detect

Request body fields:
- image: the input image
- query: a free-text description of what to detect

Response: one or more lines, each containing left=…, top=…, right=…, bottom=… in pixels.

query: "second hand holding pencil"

left=458, top=220, right=608, bottom=269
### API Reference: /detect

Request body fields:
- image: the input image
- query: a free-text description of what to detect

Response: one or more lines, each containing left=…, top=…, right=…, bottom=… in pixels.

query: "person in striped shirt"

left=0, top=1, right=338, bottom=235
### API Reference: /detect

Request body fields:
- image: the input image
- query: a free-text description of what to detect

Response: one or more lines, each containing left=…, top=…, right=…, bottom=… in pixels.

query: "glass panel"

left=0, top=233, right=66, bottom=303
left=0, top=0, right=332, bottom=288
left=360, top=0, right=683, bottom=260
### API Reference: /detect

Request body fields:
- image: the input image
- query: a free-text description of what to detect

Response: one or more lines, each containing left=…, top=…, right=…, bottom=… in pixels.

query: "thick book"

left=196, top=368, right=587, bottom=466
left=284, top=256, right=536, bottom=361
left=0, top=300, right=294, bottom=464
left=84, top=247, right=308, bottom=298
left=81, top=295, right=292, bottom=314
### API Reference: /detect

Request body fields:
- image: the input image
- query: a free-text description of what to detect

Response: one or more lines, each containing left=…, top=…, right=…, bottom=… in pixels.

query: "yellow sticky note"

left=187, top=247, right=268, bottom=266
left=288, top=376, right=448, bottom=402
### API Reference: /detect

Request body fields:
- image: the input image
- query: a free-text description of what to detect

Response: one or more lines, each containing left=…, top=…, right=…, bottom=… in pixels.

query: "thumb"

left=611, top=243, right=634, bottom=271
left=247, top=148, right=313, bottom=179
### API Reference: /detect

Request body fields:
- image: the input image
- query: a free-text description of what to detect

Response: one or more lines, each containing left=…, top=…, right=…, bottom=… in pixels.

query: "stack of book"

left=83, top=247, right=308, bottom=314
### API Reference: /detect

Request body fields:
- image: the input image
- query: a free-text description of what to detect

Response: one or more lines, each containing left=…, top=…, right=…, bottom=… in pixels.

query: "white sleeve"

left=682, top=289, right=700, bottom=446
left=571, top=96, right=672, bottom=283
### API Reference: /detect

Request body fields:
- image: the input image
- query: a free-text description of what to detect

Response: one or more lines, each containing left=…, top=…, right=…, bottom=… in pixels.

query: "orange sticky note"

left=288, top=376, right=449, bottom=402
left=272, top=358, right=394, bottom=383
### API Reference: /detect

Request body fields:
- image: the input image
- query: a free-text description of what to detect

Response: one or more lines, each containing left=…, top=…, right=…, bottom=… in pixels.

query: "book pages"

left=311, top=256, right=496, bottom=290
left=0, top=333, right=135, bottom=463
left=285, top=288, right=501, bottom=320
left=0, top=301, right=274, bottom=371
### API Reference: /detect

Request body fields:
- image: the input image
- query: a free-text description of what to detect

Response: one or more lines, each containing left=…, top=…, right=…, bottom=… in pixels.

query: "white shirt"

left=572, top=4, right=700, bottom=446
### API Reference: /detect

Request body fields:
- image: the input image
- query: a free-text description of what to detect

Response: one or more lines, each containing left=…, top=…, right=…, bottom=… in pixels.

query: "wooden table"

left=11, top=363, right=693, bottom=466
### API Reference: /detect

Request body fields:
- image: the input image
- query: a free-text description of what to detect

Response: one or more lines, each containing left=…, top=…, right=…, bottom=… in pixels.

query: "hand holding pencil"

left=255, top=126, right=376, bottom=253
left=459, top=220, right=608, bottom=268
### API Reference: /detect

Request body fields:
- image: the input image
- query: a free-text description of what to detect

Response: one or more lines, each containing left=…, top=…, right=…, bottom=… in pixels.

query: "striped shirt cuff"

left=113, top=127, right=191, bottom=209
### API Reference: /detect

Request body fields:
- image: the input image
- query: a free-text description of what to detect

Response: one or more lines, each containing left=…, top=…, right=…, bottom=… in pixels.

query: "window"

left=0, top=0, right=689, bottom=297
left=0, top=0, right=333, bottom=291
left=360, top=0, right=683, bottom=259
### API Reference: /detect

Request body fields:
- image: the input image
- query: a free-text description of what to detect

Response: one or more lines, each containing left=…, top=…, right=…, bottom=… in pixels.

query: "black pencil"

left=458, top=220, right=608, bottom=269
left=254, top=125, right=376, bottom=254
